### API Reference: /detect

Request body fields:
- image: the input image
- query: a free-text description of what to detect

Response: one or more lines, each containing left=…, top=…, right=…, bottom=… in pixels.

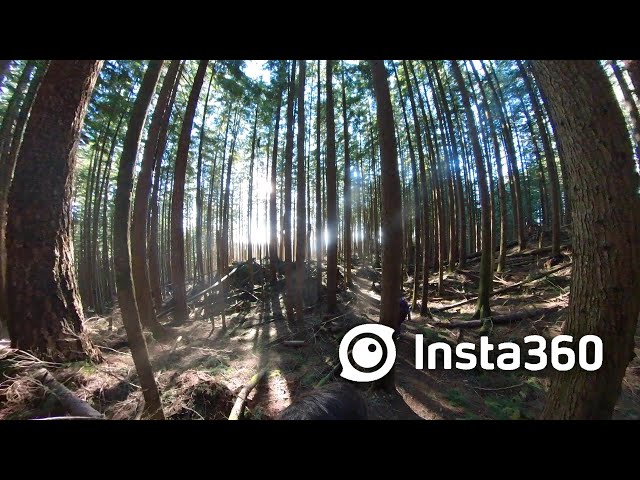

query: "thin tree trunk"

left=269, top=66, right=284, bottom=285
left=341, top=62, right=353, bottom=287
left=131, top=60, right=180, bottom=336
left=195, top=64, right=215, bottom=286
left=451, top=61, right=492, bottom=322
left=112, top=60, right=164, bottom=419
left=482, top=60, right=526, bottom=251
left=294, top=61, right=306, bottom=322
left=471, top=63, right=508, bottom=272
left=393, top=64, right=421, bottom=309
left=170, top=60, right=208, bottom=325
left=326, top=60, right=338, bottom=313
left=149, top=62, right=184, bottom=309
left=315, top=60, right=323, bottom=301
left=517, top=60, right=561, bottom=257
left=247, top=105, right=258, bottom=289
left=405, top=60, right=431, bottom=316
left=283, top=61, right=297, bottom=320
left=609, top=60, right=640, bottom=170
left=370, top=60, right=403, bottom=392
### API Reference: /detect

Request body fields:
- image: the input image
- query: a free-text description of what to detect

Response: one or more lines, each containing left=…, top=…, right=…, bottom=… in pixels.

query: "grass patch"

left=446, top=388, right=470, bottom=409
left=201, top=357, right=231, bottom=376
left=416, top=326, right=449, bottom=344
left=484, top=394, right=530, bottom=420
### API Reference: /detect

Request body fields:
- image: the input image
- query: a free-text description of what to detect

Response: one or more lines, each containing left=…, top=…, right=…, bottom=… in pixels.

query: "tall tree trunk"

left=532, top=60, right=640, bottom=420
left=315, top=60, right=323, bottom=301
left=393, top=64, right=421, bottom=309
left=6, top=60, right=103, bottom=362
left=370, top=60, right=403, bottom=392
left=326, top=60, right=338, bottom=313
left=283, top=61, right=297, bottom=320
left=407, top=61, right=432, bottom=316
left=341, top=62, right=353, bottom=287
left=451, top=61, right=492, bottom=322
left=170, top=60, right=208, bottom=325
left=195, top=64, right=215, bottom=286
left=482, top=61, right=526, bottom=251
left=431, top=62, right=465, bottom=271
left=149, top=62, right=184, bottom=309
left=294, top=61, right=306, bottom=322
left=269, top=68, right=284, bottom=285
left=247, top=105, right=258, bottom=289
left=517, top=60, right=561, bottom=257
left=0, top=61, right=45, bottom=332
left=112, top=60, right=164, bottom=419
left=131, top=60, right=180, bottom=336
left=220, top=109, right=241, bottom=330
left=470, top=63, right=508, bottom=272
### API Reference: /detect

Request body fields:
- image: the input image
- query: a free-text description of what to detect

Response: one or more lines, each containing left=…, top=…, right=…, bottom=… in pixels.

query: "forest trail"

left=2, top=231, right=639, bottom=420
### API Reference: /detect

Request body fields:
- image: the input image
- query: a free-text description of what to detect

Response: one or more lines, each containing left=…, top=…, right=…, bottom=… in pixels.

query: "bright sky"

left=244, top=60, right=270, bottom=83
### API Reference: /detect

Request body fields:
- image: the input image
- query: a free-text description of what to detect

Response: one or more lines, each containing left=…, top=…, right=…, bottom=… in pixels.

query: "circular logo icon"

left=339, top=324, right=397, bottom=382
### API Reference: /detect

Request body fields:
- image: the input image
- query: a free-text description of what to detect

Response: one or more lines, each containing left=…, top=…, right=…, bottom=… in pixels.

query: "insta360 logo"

left=339, top=324, right=397, bottom=382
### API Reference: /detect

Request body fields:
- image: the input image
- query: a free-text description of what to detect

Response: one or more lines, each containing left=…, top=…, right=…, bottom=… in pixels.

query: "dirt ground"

left=1, top=233, right=639, bottom=420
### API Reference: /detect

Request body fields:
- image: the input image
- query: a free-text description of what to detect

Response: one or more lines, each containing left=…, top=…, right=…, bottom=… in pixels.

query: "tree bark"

left=6, top=60, right=103, bottom=362
left=326, top=61, right=338, bottom=313
left=112, top=60, right=165, bottom=420
left=341, top=62, right=353, bottom=287
left=0, top=61, right=45, bottom=332
left=517, top=61, right=562, bottom=257
left=451, top=61, right=492, bottom=322
left=247, top=105, right=258, bottom=289
left=532, top=60, right=640, bottom=420
left=315, top=60, right=323, bottom=301
left=405, top=61, right=431, bottom=316
left=269, top=65, right=285, bottom=285
left=370, top=60, right=403, bottom=392
left=170, top=60, right=208, bottom=325
left=393, top=63, right=421, bottom=309
left=131, top=60, right=181, bottom=336
left=295, top=61, right=307, bottom=322
left=195, top=64, right=215, bottom=286
left=283, top=61, right=297, bottom=320
left=470, top=63, right=508, bottom=272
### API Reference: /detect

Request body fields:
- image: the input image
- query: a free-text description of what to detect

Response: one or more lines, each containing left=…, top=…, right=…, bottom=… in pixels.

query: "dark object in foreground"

left=277, top=382, right=368, bottom=420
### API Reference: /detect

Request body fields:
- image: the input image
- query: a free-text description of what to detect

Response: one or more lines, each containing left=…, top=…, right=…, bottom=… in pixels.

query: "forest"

left=0, top=59, right=638, bottom=421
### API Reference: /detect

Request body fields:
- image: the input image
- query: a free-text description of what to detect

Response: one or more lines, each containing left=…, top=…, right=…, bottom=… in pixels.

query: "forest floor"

left=1, top=230, right=640, bottom=420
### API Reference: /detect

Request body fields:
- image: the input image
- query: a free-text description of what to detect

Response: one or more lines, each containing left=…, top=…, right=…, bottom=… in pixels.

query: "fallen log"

left=32, top=416, right=105, bottom=420
left=507, top=244, right=572, bottom=259
left=33, top=369, right=104, bottom=419
left=432, top=262, right=572, bottom=313
left=429, top=306, right=563, bottom=329
left=282, top=340, right=306, bottom=347
left=467, top=241, right=518, bottom=260
left=157, top=265, right=241, bottom=318
left=228, top=369, right=267, bottom=420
